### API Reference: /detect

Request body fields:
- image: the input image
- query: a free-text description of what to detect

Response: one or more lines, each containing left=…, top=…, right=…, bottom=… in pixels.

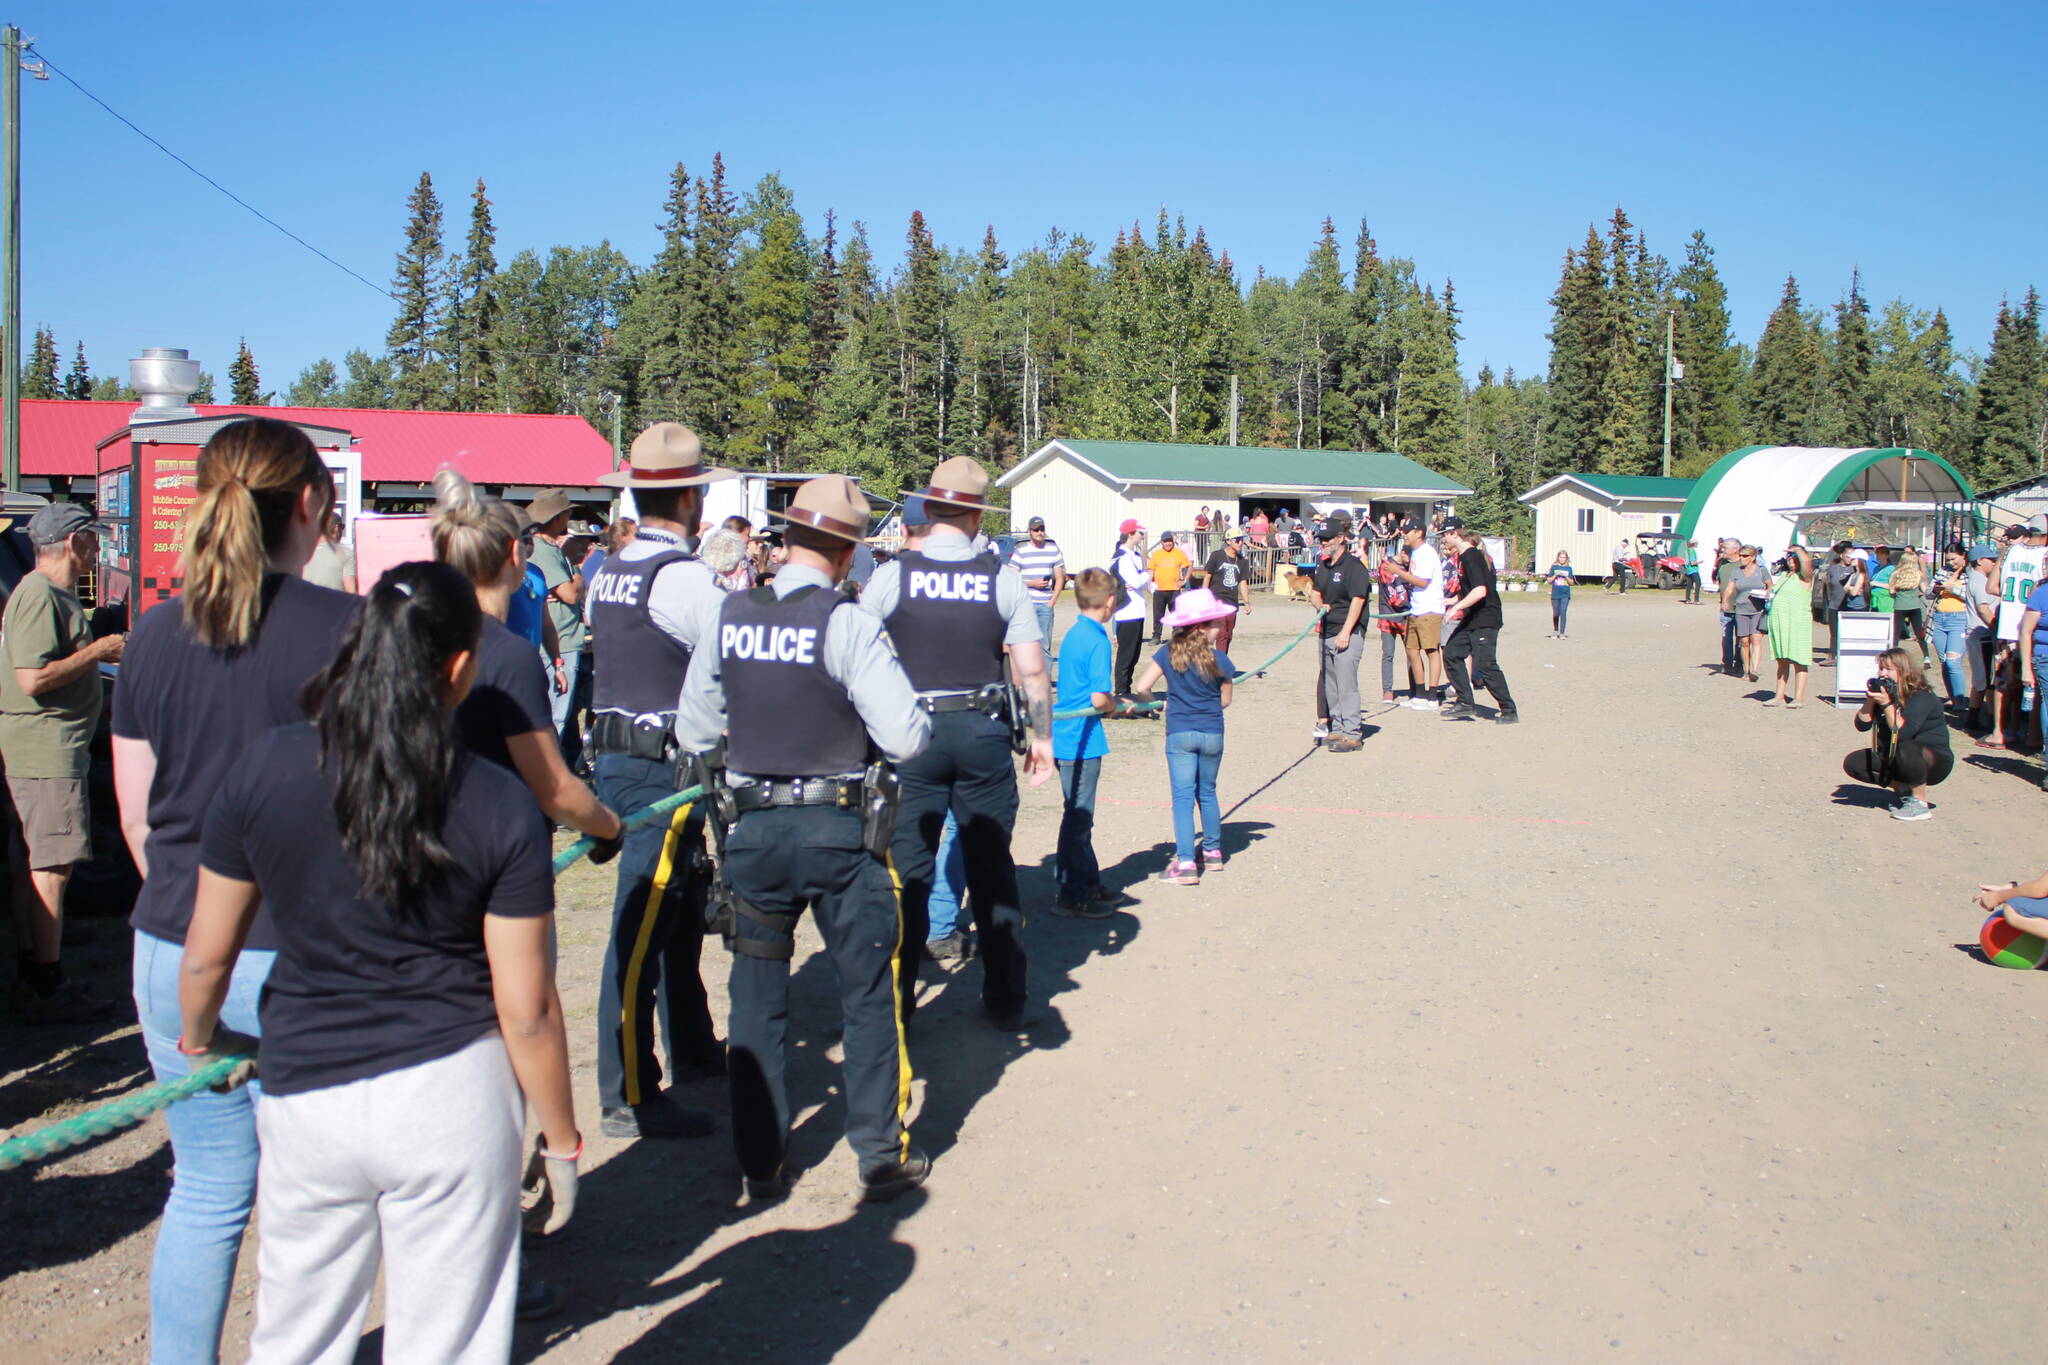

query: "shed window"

left=1575, top=508, right=1594, bottom=533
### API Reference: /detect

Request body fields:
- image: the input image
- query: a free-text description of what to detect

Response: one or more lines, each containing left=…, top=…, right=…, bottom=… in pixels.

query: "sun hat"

left=919, top=455, right=995, bottom=514
left=1160, top=587, right=1238, bottom=629
left=525, top=488, right=573, bottom=526
left=599, top=423, right=737, bottom=490
left=771, top=475, right=869, bottom=544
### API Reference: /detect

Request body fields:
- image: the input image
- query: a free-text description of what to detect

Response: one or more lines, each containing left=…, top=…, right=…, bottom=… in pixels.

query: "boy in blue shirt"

left=1052, top=569, right=1128, bottom=916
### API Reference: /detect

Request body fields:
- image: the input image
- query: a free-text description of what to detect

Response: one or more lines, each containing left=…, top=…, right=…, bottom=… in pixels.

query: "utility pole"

left=601, top=391, right=622, bottom=470
left=1660, top=310, right=1675, bottom=478
left=3, top=26, right=21, bottom=493
left=1228, top=372, right=1239, bottom=446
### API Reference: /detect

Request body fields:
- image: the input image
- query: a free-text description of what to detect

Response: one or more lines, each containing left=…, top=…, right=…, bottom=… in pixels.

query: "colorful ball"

left=1980, top=913, right=2048, bottom=969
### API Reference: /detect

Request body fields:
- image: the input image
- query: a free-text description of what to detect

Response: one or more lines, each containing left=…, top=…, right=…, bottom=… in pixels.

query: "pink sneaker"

left=1159, top=859, right=1200, bottom=886
left=1200, top=847, right=1226, bottom=870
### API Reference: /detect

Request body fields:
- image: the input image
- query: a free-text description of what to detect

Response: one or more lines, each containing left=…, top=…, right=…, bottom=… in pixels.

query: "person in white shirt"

left=1393, top=522, right=1448, bottom=708
left=1111, top=519, right=1152, bottom=696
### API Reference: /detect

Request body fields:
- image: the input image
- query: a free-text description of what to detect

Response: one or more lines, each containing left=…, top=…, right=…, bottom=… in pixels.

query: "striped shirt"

left=1008, top=537, right=1066, bottom=603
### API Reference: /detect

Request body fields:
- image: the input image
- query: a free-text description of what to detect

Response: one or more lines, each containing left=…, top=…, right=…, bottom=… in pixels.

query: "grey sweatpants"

left=249, top=1033, right=524, bottom=1365
left=1321, top=632, right=1364, bottom=738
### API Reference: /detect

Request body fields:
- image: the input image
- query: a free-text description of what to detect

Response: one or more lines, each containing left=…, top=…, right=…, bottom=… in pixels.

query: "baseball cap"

left=1325, top=514, right=1353, bottom=537
left=1027, top=515, right=1046, bottom=530
left=1971, top=542, right=1999, bottom=561
left=901, top=495, right=933, bottom=527
left=2005, top=523, right=2028, bottom=539
left=1440, top=515, right=1467, bottom=532
left=1225, top=527, right=1246, bottom=541
left=26, top=503, right=107, bottom=546
left=1119, top=518, right=1141, bottom=535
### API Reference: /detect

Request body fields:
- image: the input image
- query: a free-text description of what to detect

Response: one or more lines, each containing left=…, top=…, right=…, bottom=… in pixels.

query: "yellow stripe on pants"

left=883, top=851, right=916, bottom=1161
left=620, top=802, right=694, bottom=1108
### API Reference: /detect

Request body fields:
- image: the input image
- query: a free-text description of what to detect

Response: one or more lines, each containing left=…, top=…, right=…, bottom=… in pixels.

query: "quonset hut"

left=1674, top=446, right=1973, bottom=565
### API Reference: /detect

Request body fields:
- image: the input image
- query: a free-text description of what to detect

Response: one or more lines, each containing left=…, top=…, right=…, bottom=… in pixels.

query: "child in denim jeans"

left=1132, top=589, right=1238, bottom=885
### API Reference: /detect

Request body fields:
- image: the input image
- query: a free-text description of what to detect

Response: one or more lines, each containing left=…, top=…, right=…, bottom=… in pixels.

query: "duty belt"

left=589, top=711, right=679, bottom=760
left=916, top=691, right=984, bottom=714
left=730, top=776, right=866, bottom=811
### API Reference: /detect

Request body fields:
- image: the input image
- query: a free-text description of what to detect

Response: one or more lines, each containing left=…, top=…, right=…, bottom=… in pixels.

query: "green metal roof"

left=1567, top=473, right=1697, bottom=499
left=1034, top=439, right=1469, bottom=493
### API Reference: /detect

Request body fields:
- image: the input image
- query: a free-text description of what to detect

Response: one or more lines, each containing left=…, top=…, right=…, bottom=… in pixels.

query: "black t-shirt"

left=1313, top=552, right=1372, bottom=636
left=113, top=575, right=361, bottom=951
left=1203, top=550, right=1245, bottom=603
left=1455, top=546, right=1502, bottom=631
left=200, top=723, right=553, bottom=1096
left=1858, top=689, right=1953, bottom=758
left=454, top=615, right=553, bottom=772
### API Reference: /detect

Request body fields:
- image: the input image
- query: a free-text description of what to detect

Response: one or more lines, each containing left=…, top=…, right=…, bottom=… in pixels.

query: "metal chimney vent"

left=130, top=347, right=203, bottom=422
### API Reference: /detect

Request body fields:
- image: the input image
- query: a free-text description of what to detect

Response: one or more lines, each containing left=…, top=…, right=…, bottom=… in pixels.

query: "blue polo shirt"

left=506, top=563, right=548, bottom=648
left=1053, top=614, right=1112, bottom=760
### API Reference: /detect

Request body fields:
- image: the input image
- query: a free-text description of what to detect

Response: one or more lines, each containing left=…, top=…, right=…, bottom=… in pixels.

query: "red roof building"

left=11, top=398, right=616, bottom=499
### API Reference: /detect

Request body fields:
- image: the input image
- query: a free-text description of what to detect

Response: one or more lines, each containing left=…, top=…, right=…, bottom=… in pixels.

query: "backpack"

left=1379, top=558, right=1410, bottom=611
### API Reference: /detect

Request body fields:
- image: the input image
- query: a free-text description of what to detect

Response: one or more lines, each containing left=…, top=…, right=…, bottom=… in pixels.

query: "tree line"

left=23, top=159, right=2046, bottom=537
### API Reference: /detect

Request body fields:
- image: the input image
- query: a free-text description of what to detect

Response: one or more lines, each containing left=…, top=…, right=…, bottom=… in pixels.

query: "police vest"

left=719, top=585, right=869, bottom=778
left=587, top=548, right=694, bottom=717
left=884, top=550, right=1006, bottom=692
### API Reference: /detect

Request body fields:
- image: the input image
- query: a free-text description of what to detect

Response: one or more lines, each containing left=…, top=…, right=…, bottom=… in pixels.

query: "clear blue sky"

left=12, top=0, right=2044, bottom=398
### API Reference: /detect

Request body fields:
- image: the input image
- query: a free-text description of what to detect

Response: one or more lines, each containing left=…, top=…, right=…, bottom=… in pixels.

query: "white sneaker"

left=1407, top=697, right=1440, bottom=711
left=1312, top=720, right=1329, bottom=740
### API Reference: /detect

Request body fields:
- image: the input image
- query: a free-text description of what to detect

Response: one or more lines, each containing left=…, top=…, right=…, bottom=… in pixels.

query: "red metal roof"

left=10, top=399, right=614, bottom=486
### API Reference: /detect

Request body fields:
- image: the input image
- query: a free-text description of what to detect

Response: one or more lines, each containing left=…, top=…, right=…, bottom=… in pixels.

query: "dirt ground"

left=4, top=586, right=2046, bottom=1362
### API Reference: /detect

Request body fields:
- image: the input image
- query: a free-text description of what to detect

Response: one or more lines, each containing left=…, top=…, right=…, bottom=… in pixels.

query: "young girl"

left=1547, top=552, right=1574, bottom=638
left=178, top=562, right=580, bottom=1363
left=1131, top=588, right=1239, bottom=885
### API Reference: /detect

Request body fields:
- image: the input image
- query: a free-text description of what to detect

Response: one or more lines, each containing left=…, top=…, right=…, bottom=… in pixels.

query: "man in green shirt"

left=525, top=490, right=587, bottom=760
left=2, top=503, right=124, bottom=1022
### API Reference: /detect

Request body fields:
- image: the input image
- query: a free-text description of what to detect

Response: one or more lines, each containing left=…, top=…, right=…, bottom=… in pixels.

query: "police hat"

left=600, top=423, right=738, bottom=490
left=773, top=475, right=869, bottom=544
left=920, top=456, right=996, bottom=514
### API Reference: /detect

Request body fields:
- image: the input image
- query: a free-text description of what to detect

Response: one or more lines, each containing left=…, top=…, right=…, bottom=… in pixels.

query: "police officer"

left=674, top=475, right=933, bottom=1202
left=860, top=456, right=1053, bottom=1030
left=585, top=423, right=733, bottom=1141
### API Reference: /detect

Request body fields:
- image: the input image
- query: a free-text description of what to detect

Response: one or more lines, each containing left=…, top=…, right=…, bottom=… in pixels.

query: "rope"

left=3, top=604, right=1335, bottom=1168
left=0, top=1055, right=245, bottom=1173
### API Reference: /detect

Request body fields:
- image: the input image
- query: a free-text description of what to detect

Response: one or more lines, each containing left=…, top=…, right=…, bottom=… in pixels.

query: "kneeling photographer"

left=1843, top=647, right=1953, bottom=821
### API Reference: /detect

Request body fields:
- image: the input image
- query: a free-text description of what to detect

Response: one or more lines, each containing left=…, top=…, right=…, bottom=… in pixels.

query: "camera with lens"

left=1867, top=675, right=1897, bottom=699
left=1771, top=556, right=1791, bottom=575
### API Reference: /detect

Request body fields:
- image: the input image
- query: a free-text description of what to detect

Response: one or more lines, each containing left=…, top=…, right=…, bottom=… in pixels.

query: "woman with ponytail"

left=430, top=469, right=622, bottom=852
left=178, top=562, right=579, bottom=1364
left=110, top=416, right=360, bottom=1365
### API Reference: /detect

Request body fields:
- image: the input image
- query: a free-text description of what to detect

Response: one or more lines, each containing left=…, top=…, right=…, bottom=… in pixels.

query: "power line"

left=27, top=42, right=396, bottom=301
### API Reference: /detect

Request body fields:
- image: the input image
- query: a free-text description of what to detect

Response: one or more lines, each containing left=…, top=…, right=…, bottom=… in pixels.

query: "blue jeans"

left=133, top=929, right=276, bottom=1365
left=545, top=646, right=580, bottom=737
left=1034, top=602, right=1056, bottom=657
left=926, top=809, right=967, bottom=940
left=1930, top=610, right=1970, bottom=699
left=1720, top=611, right=1738, bottom=669
left=1054, top=757, right=1101, bottom=899
left=1165, top=729, right=1224, bottom=863
left=1551, top=589, right=1570, bottom=634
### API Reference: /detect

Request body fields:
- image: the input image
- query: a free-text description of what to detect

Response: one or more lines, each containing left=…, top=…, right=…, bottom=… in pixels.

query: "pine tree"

left=63, top=341, right=90, bottom=400
left=1969, top=288, right=2045, bottom=486
left=287, top=358, right=341, bottom=407
left=1540, top=232, right=1606, bottom=479
left=1749, top=275, right=1824, bottom=444
left=805, top=210, right=844, bottom=407
left=1337, top=217, right=1398, bottom=451
left=229, top=338, right=263, bottom=405
left=387, top=171, right=450, bottom=409
left=896, top=210, right=947, bottom=460
left=442, top=178, right=499, bottom=411
left=1590, top=209, right=1653, bottom=474
left=949, top=225, right=1011, bottom=460
left=88, top=375, right=139, bottom=402
left=1282, top=218, right=1346, bottom=449
left=612, top=163, right=693, bottom=426
left=1393, top=280, right=1464, bottom=472
left=23, top=326, right=58, bottom=398
left=189, top=371, right=217, bottom=404
left=732, top=173, right=813, bottom=470
left=1670, top=230, right=1745, bottom=472
left=679, top=153, right=744, bottom=438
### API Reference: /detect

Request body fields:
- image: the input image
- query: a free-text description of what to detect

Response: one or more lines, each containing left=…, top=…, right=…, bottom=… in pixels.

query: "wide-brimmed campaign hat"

left=599, top=423, right=737, bottom=490
left=772, top=475, right=870, bottom=544
left=525, top=488, right=573, bottom=526
left=1161, top=587, right=1238, bottom=629
left=918, top=455, right=996, bottom=514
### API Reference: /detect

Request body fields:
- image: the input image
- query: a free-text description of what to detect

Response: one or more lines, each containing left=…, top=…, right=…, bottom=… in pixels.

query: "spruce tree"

left=189, top=371, right=217, bottom=404
left=897, top=210, right=947, bottom=459
left=442, top=178, right=499, bottom=411
left=228, top=338, right=263, bottom=405
left=1826, top=269, right=1874, bottom=445
left=1590, top=209, right=1653, bottom=474
left=805, top=210, right=844, bottom=407
left=387, top=171, right=450, bottom=410
left=612, top=163, right=693, bottom=425
left=1280, top=218, right=1346, bottom=449
left=23, top=327, right=58, bottom=398
left=63, top=341, right=90, bottom=400
left=1969, top=289, right=2045, bottom=486
left=680, top=153, right=744, bottom=438
left=1540, top=232, right=1606, bottom=479
left=288, top=358, right=341, bottom=407
left=1393, top=280, right=1464, bottom=472
left=1338, top=217, right=1398, bottom=451
left=1670, top=230, right=1745, bottom=471
left=1749, top=275, right=1824, bottom=444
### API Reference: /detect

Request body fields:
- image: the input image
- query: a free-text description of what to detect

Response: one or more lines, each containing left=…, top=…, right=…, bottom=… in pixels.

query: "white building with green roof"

left=996, top=439, right=1469, bottom=562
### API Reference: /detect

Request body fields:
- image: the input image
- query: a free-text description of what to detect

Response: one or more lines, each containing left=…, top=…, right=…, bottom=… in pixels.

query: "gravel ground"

left=3, top=587, right=2044, bottom=1362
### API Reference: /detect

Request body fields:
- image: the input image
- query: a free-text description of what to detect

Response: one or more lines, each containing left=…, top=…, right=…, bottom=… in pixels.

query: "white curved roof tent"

left=1675, top=446, right=1973, bottom=565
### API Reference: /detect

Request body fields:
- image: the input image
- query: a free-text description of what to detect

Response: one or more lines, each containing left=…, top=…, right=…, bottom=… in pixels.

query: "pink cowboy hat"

left=1161, top=587, right=1237, bottom=629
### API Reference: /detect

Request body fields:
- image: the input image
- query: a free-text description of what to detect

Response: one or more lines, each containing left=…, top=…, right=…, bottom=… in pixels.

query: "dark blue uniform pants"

left=724, top=805, right=911, bottom=1180
left=890, top=709, right=1029, bottom=1018
left=594, top=752, right=717, bottom=1110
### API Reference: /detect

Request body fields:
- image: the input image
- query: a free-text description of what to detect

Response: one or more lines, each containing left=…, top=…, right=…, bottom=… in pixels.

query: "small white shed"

left=1520, top=473, right=1695, bottom=580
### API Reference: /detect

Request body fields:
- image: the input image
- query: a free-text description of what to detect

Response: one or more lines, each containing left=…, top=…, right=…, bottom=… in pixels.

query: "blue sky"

left=13, top=1, right=2044, bottom=398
